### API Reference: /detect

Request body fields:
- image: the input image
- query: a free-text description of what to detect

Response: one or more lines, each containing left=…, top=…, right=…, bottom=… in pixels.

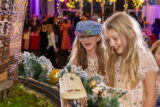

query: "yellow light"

left=88, top=0, right=92, bottom=3
left=59, top=0, right=64, bottom=2
left=132, top=0, right=145, bottom=9
left=109, top=0, right=116, bottom=3
left=140, top=0, right=144, bottom=3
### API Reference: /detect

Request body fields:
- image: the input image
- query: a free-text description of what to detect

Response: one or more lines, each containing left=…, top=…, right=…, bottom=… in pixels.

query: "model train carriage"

left=59, top=73, right=87, bottom=107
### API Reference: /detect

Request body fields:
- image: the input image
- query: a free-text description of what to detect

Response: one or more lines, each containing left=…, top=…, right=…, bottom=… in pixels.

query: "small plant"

left=0, top=84, right=53, bottom=107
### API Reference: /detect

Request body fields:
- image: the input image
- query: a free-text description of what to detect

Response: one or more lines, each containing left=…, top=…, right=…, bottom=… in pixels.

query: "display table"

left=29, top=33, right=40, bottom=50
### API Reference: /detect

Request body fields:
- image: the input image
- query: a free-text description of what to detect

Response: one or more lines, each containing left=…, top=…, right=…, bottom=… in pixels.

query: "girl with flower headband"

left=150, top=40, right=160, bottom=106
left=102, top=12, right=159, bottom=107
left=69, top=20, right=106, bottom=78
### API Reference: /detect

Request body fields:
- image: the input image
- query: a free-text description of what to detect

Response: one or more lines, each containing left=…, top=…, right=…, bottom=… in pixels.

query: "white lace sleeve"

left=138, top=49, right=159, bottom=80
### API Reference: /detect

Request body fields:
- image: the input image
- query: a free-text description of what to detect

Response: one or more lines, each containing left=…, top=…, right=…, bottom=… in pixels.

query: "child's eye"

left=87, top=36, right=93, bottom=38
left=86, top=35, right=94, bottom=38
left=113, top=38, right=117, bottom=41
left=79, top=36, right=85, bottom=38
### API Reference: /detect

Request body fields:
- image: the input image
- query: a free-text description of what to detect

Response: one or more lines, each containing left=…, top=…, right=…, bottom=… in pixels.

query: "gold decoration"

left=49, top=69, right=60, bottom=84
left=101, top=90, right=107, bottom=98
left=92, top=86, right=100, bottom=95
left=89, top=79, right=97, bottom=88
left=109, top=0, right=116, bottom=3
left=111, top=91, right=117, bottom=98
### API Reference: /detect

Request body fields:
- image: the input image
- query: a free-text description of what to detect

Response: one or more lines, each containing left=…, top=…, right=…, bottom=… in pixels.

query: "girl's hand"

left=47, top=46, right=50, bottom=50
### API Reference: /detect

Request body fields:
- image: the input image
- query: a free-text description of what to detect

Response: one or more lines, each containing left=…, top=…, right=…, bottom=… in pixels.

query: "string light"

left=132, top=0, right=145, bottom=9
left=66, top=1, right=76, bottom=8
left=59, top=0, right=64, bottom=2
left=109, top=0, right=116, bottom=3
left=57, top=0, right=62, bottom=22
left=123, top=0, right=128, bottom=9
left=146, top=0, right=149, bottom=5
left=59, top=0, right=79, bottom=9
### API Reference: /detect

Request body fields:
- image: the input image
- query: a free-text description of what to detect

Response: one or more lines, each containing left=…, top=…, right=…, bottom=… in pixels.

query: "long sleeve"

left=50, top=32, right=57, bottom=49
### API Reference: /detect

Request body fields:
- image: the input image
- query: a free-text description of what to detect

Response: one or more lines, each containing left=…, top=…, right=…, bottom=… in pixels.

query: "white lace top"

left=85, top=57, right=99, bottom=76
left=85, top=57, right=107, bottom=83
left=114, top=48, right=159, bottom=107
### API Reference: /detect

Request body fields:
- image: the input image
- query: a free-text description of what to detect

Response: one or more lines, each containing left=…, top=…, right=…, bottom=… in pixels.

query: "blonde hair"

left=102, top=12, right=148, bottom=89
left=47, top=24, right=53, bottom=35
left=151, top=40, right=160, bottom=55
left=69, top=35, right=106, bottom=75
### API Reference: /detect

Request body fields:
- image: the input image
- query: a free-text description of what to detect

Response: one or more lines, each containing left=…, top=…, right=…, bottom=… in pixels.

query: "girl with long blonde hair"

left=102, top=12, right=159, bottom=107
left=47, top=24, right=58, bottom=68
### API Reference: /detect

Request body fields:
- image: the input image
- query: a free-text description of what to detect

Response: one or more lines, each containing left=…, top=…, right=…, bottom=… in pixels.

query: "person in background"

left=60, top=19, right=72, bottom=52
left=52, top=16, right=60, bottom=48
left=73, top=12, right=80, bottom=28
left=150, top=40, right=160, bottom=107
left=152, top=18, right=160, bottom=39
left=47, top=24, right=58, bottom=68
left=39, top=21, right=48, bottom=56
left=23, top=27, right=30, bottom=50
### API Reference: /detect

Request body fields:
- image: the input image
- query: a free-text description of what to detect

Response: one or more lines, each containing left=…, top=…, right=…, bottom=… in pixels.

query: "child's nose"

left=83, top=36, right=89, bottom=41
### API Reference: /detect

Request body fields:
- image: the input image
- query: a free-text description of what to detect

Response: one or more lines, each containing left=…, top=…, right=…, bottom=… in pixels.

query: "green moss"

left=0, top=84, right=53, bottom=107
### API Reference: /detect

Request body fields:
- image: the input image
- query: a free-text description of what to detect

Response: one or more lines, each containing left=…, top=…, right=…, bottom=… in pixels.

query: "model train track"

left=18, top=76, right=60, bottom=106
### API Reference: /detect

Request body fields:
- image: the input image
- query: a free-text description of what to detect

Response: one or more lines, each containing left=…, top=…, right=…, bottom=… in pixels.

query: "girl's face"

left=154, top=46, right=160, bottom=67
left=79, top=35, right=100, bottom=53
left=106, top=29, right=126, bottom=55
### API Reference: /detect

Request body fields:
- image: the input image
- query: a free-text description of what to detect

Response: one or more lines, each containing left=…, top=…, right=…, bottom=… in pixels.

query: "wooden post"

left=124, top=0, right=127, bottom=11
left=0, top=91, right=3, bottom=101
left=102, top=0, right=104, bottom=23
left=113, top=2, right=116, bottom=13
left=0, top=80, right=13, bottom=102
left=91, top=0, right=93, bottom=16
left=79, top=0, right=83, bottom=18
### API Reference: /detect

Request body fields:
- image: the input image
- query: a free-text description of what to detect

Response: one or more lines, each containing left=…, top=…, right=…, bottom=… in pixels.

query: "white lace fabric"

left=114, top=48, right=159, bottom=107
left=85, top=57, right=99, bottom=76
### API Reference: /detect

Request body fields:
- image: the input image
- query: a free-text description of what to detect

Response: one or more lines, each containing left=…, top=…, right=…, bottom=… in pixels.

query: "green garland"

left=59, top=64, right=127, bottom=107
left=18, top=52, right=53, bottom=84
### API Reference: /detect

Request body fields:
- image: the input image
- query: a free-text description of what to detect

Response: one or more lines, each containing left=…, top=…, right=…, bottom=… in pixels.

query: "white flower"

left=37, top=56, right=52, bottom=65
left=23, top=51, right=30, bottom=58
left=37, top=56, right=54, bottom=74
left=92, top=86, right=100, bottom=95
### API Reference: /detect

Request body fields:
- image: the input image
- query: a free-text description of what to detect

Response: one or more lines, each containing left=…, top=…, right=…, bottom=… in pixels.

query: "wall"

left=154, top=0, right=160, bottom=5
left=47, top=0, right=55, bottom=17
